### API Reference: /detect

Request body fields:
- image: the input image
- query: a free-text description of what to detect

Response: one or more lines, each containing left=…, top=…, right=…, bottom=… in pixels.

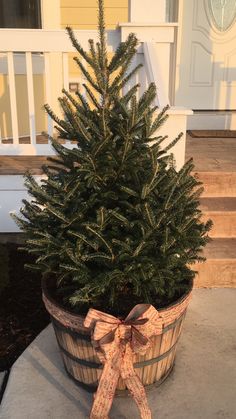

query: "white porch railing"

left=0, top=24, right=192, bottom=232
left=0, top=25, right=188, bottom=156
left=0, top=29, right=117, bottom=155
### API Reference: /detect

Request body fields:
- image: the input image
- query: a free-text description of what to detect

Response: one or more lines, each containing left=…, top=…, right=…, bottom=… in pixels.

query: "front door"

left=175, top=0, right=236, bottom=127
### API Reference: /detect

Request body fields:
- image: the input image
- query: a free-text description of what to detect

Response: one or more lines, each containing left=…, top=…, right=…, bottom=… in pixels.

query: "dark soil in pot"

left=43, top=275, right=193, bottom=318
left=47, top=274, right=193, bottom=318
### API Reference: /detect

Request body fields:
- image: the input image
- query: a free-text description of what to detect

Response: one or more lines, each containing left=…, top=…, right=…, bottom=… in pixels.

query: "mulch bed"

left=0, top=243, right=50, bottom=372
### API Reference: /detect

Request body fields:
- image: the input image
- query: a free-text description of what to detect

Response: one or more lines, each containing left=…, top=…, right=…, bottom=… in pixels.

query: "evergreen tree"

left=13, top=0, right=212, bottom=314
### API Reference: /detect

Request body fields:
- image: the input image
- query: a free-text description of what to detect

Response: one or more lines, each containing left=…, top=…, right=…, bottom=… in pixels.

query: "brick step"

left=200, top=197, right=236, bottom=238
left=194, top=238, right=236, bottom=287
left=195, top=172, right=236, bottom=197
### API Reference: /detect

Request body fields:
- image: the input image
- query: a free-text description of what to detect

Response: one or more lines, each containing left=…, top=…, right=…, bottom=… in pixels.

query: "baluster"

left=7, top=52, right=19, bottom=145
left=44, top=52, right=53, bottom=137
left=25, top=51, right=36, bottom=145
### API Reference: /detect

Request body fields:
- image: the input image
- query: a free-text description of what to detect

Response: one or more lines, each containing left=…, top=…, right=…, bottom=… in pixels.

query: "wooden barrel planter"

left=42, top=278, right=192, bottom=394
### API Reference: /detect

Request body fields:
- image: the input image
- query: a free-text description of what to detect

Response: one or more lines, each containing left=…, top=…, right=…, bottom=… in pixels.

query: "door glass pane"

left=208, top=0, right=236, bottom=31
left=0, top=0, right=41, bottom=28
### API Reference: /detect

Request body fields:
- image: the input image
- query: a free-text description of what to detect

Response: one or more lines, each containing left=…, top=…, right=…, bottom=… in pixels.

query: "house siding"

left=60, top=0, right=128, bottom=29
left=61, top=1, right=128, bottom=92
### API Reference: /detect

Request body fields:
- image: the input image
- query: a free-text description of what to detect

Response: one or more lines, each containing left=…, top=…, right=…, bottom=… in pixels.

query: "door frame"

left=174, top=0, right=186, bottom=108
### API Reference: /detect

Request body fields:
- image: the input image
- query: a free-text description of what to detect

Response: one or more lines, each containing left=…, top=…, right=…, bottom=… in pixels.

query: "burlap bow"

left=84, top=304, right=164, bottom=419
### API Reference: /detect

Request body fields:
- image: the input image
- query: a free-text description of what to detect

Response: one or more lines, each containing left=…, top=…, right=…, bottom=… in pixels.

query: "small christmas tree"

left=13, top=0, right=212, bottom=315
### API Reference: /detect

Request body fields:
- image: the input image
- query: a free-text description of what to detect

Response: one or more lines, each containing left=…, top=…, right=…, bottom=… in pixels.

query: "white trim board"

left=187, top=112, right=236, bottom=130
left=0, top=175, right=44, bottom=232
left=0, top=29, right=120, bottom=52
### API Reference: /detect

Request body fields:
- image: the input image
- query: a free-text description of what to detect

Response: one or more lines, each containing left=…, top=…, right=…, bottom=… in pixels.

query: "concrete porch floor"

left=0, top=289, right=236, bottom=419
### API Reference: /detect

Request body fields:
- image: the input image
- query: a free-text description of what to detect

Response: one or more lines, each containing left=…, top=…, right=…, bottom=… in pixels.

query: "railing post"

left=41, top=0, right=62, bottom=141
left=124, top=0, right=193, bottom=171
left=143, top=42, right=169, bottom=107
left=121, top=0, right=173, bottom=105
left=129, top=0, right=166, bottom=22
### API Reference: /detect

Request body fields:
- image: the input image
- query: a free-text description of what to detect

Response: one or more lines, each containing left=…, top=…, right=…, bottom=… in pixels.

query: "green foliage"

left=0, top=244, right=9, bottom=294
left=13, top=0, right=212, bottom=313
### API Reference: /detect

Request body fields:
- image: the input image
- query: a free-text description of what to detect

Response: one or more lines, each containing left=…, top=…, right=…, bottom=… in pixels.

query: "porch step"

left=195, top=238, right=236, bottom=287
left=185, top=137, right=236, bottom=172
left=186, top=135, right=236, bottom=197
left=186, top=134, right=236, bottom=287
left=196, top=172, right=236, bottom=197
left=200, top=198, right=236, bottom=238
left=186, top=111, right=235, bottom=130
left=1, top=159, right=236, bottom=200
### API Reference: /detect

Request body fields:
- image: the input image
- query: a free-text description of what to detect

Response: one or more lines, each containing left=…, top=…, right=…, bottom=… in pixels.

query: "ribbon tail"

left=125, top=375, right=152, bottom=419
left=90, top=360, right=120, bottom=419
left=121, top=346, right=152, bottom=419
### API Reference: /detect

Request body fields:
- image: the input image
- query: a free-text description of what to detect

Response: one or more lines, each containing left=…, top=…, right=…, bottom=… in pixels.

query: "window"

left=0, top=0, right=41, bottom=28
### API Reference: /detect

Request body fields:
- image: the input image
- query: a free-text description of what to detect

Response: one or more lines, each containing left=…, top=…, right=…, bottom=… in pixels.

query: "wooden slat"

left=7, top=52, right=19, bottom=145
left=25, top=52, right=36, bottom=145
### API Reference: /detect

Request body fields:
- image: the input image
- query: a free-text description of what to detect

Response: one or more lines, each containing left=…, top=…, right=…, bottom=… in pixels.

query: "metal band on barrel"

left=56, top=334, right=180, bottom=369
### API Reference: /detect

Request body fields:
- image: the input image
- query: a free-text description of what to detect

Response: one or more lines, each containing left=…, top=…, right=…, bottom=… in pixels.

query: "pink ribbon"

left=84, top=304, right=164, bottom=418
